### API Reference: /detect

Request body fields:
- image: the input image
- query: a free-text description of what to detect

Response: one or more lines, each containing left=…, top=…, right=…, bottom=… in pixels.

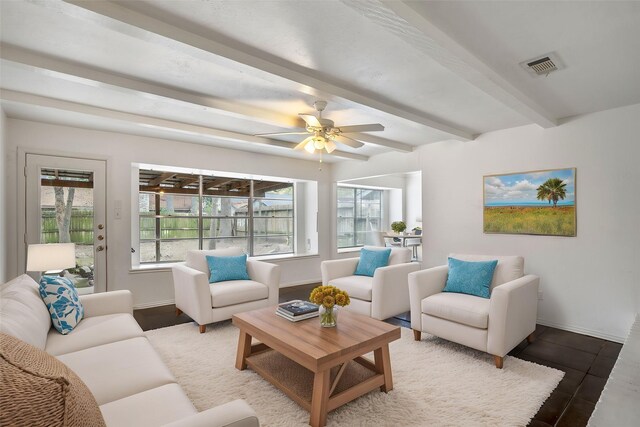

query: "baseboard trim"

left=537, top=318, right=625, bottom=343
left=134, top=299, right=175, bottom=310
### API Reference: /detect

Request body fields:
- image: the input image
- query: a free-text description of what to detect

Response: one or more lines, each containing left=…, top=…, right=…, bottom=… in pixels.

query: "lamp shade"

left=26, top=243, right=76, bottom=272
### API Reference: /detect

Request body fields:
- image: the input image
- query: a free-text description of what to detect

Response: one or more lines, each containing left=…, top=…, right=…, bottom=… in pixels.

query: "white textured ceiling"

left=1, top=0, right=638, bottom=163
left=409, top=0, right=640, bottom=119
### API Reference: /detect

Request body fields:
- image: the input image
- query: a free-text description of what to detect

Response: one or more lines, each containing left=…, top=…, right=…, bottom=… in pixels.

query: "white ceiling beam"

left=0, top=43, right=300, bottom=129
left=0, top=45, right=410, bottom=153
left=63, top=0, right=474, bottom=141
left=0, top=90, right=368, bottom=161
left=357, top=0, right=557, bottom=128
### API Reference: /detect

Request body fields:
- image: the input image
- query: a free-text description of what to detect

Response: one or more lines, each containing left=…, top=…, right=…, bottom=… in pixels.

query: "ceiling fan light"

left=304, top=140, right=316, bottom=153
left=313, top=137, right=325, bottom=150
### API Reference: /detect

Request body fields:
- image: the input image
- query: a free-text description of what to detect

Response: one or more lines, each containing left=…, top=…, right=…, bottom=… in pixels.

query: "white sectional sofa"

left=0, top=274, right=259, bottom=427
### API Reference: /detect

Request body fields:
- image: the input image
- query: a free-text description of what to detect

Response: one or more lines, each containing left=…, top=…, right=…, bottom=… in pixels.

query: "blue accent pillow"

left=354, top=248, right=392, bottom=277
left=443, top=257, right=498, bottom=299
left=206, top=254, right=250, bottom=283
left=38, top=276, right=84, bottom=335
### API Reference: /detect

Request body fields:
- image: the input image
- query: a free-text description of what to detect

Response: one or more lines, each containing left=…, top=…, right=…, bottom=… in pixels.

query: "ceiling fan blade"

left=336, top=123, right=384, bottom=133
left=325, top=140, right=337, bottom=153
left=333, top=135, right=364, bottom=149
left=299, top=114, right=322, bottom=128
left=254, top=131, right=309, bottom=137
left=294, top=136, right=314, bottom=151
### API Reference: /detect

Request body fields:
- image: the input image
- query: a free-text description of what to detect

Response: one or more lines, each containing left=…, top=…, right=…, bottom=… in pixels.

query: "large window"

left=337, top=186, right=382, bottom=248
left=138, top=169, right=294, bottom=263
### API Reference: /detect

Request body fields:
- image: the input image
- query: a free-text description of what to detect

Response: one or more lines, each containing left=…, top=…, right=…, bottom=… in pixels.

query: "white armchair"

left=172, top=248, right=280, bottom=333
left=321, top=247, right=420, bottom=320
left=409, top=254, right=539, bottom=368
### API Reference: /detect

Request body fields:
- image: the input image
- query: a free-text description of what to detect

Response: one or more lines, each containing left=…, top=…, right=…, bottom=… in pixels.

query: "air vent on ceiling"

left=520, top=52, right=564, bottom=77
left=528, top=57, right=557, bottom=75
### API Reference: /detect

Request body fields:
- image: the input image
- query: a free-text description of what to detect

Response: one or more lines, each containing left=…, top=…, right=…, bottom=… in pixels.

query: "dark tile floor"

left=134, top=283, right=622, bottom=427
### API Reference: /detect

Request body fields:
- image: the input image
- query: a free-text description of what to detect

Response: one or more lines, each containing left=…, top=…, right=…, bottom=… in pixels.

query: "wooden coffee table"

left=232, top=306, right=401, bottom=427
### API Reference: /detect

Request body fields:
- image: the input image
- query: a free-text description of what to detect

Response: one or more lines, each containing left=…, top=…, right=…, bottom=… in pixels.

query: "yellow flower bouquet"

left=310, top=285, right=350, bottom=327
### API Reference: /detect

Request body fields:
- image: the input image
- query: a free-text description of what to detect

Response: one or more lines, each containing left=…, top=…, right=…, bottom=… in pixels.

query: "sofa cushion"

left=329, top=275, right=373, bottom=302
left=0, top=332, right=106, bottom=427
left=185, top=247, right=245, bottom=274
left=57, top=337, right=176, bottom=405
left=46, top=313, right=144, bottom=356
left=449, top=254, right=524, bottom=290
left=207, top=254, right=250, bottom=283
left=99, top=384, right=196, bottom=427
left=39, top=276, right=85, bottom=335
left=0, top=274, right=52, bottom=349
left=355, top=248, right=391, bottom=277
left=209, top=280, right=268, bottom=308
left=443, top=257, right=498, bottom=299
left=422, top=293, right=490, bottom=329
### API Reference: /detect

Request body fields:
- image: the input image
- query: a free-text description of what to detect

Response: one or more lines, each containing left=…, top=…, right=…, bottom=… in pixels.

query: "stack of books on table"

left=276, top=300, right=319, bottom=322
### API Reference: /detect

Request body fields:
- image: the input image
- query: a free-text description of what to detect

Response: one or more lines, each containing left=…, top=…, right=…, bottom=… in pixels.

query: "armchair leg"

left=175, top=308, right=183, bottom=316
left=199, top=325, right=206, bottom=334
left=526, top=332, right=535, bottom=343
left=494, top=355, right=504, bottom=369
left=413, top=330, right=422, bottom=341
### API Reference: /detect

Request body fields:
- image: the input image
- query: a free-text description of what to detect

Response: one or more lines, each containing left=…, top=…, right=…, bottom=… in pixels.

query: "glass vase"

left=319, top=305, right=338, bottom=328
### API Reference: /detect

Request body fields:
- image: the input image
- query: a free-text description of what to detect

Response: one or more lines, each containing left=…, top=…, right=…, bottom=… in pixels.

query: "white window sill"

left=337, top=247, right=362, bottom=254
left=129, top=252, right=320, bottom=273
left=253, top=252, right=319, bottom=262
left=129, top=263, right=174, bottom=273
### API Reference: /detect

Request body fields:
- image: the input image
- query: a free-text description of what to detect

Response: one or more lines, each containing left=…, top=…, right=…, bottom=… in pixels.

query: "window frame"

left=138, top=172, right=294, bottom=264
left=337, top=186, right=383, bottom=249
left=251, top=191, right=295, bottom=256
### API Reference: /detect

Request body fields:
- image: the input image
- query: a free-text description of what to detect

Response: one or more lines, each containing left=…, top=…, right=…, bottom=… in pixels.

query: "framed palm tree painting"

left=483, top=168, right=576, bottom=236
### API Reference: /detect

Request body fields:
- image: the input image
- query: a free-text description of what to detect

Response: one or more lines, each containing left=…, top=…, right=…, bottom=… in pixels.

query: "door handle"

left=96, top=245, right=105, bottom=252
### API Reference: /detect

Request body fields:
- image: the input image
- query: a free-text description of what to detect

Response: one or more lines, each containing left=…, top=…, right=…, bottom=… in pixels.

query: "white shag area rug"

left=145, top=322, right=563, bottom=427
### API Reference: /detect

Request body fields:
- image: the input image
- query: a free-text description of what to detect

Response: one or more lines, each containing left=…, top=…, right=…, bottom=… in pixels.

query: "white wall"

left=5, top=119, right=332, bottom=307
left=387, top=189, right=403, bottom=226
left=340, top=175, right=405, bottom=189
left=404, top=171, right=422, bottom=231
left=334, top=103, right=640, bottom=342
left=0, top=109, right=7, bottom=282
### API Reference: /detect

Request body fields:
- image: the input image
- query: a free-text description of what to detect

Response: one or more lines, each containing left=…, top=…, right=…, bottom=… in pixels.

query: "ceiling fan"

left=255, top=101, right=384, bottom=154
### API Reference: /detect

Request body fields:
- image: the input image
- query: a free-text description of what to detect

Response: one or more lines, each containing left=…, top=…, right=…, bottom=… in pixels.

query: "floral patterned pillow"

left=39, top=276, right=84, bottom=335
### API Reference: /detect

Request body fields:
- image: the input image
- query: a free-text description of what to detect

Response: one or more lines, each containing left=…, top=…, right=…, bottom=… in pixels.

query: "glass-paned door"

left=25, top=155, right=107, bottom=293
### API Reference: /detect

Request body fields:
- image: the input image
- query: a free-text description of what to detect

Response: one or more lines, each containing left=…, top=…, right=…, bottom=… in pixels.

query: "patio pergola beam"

left=139, top=185, right=250, bottom=197
left=148, top=173, right=176, bottom=186
left=41, top=179, right=94, bottom=189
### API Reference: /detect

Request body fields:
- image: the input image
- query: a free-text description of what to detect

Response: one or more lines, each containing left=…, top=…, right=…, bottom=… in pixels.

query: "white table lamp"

left=26, top=243, right=76, bottom=273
